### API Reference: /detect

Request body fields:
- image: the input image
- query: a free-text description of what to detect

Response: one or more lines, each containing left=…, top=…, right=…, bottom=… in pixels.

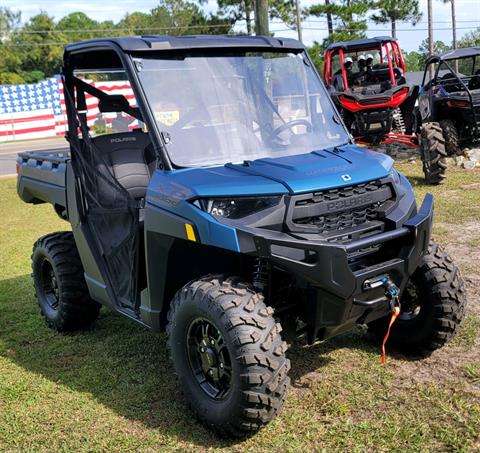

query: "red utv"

left=323, top=37, right=419, bottom=147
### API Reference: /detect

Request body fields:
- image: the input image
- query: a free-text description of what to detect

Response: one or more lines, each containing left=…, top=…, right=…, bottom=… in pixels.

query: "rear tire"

left=166, top=275, right=290, bottom=438
left=439, top=119, right=462, bottom=156
left=31, top=232, right=100, bottom=331
left=420, top=122, right=448, bottom=185
left=368, top=241, right=467, bottom=355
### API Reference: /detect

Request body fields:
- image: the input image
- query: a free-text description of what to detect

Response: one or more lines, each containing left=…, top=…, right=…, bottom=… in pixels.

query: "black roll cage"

left=422, top=54, right=479, bottom=132
left=63, top=42, right=174, bottom=171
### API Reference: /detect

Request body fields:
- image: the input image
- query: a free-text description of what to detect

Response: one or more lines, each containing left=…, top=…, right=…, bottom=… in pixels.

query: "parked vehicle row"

left=322, top=37, right=480, bottom=184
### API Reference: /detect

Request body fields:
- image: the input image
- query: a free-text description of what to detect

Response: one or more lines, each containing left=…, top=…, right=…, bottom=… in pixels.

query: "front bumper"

left=248, top=194, right=434, bottom=342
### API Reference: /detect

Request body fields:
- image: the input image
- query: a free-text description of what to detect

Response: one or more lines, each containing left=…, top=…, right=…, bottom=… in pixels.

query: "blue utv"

left=16, top=35, right=467, bottom=438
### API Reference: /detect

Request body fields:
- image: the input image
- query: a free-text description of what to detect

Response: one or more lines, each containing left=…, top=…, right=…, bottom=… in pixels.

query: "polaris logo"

left=110, top=137, right=137, bottom=143
left=326, top=195, right=373, bottom=211
left=341, top=174, right=352, bottom=181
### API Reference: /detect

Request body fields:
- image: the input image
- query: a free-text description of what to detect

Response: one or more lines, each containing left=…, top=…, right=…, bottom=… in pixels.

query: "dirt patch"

left=461, top=182, right=480, bottom=190
left=391, top=339, right=480, bottom=394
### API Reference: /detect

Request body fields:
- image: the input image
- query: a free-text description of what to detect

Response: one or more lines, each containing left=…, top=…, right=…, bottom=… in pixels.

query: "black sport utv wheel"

left=166, top=275, right=290, bottom=438
left=31, top=232, right=100, bottom=331
left=420, top=122, right=448, bottom=185
left=439, top=119, right=462, bottom=156
left=368, top=241, right=467, bottom=355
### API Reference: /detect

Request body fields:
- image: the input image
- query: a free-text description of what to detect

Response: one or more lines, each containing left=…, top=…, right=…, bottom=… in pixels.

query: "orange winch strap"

left=381, top=306, right=401, bottom=366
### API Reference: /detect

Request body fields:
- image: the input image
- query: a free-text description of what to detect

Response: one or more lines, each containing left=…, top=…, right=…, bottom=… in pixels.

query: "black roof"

left=325, top=36, right=396, bottom=52
left=65, top=34, right=304, bottom=54
left=436, top=47, right=480, bottom=61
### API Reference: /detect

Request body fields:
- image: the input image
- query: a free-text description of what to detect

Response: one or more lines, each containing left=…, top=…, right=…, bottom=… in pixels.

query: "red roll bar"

left=339, top=48, right=349, bottom=91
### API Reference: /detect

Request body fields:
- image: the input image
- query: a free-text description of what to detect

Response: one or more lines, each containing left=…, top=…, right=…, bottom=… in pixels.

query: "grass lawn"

left=0, top=162, right=479, bottom=452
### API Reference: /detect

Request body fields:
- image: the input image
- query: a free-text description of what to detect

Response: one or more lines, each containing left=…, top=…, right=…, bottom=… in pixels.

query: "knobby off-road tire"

left=420, top=122, right=448, bottom=185
left=166, top=275, right=290, bottom=438
left=31, top=232, right=100, bottom=331
left=439, top=119, right=462, bottom=156
left=369, top=241, right=467, bottom=355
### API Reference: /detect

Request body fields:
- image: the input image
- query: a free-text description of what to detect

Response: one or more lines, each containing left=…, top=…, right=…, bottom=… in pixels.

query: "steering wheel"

left=167, top=106, right=210, bottom=132
left=269, top=119, right=313, bottom=140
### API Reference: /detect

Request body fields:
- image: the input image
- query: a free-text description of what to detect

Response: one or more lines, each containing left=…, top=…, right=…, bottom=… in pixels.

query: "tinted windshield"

left=135, top=51, right=349, bottom=167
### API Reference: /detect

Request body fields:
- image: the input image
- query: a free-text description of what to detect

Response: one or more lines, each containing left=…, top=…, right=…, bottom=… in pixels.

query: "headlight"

left=194, top=196, right=282, bottom=219
left=390, top=168, right=401, bottom=185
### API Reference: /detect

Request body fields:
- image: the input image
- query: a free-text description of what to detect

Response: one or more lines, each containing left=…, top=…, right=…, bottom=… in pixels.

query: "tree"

left=12, top=12, right=64, bottom=81
left=0, top=8, right=23, bottom=83
left=419, top=38, right=449, bottom=59
left=307, top=43, right=324, bottom=73
left=116, top=12, right=155, bottom=35
left=216, top=0, right=299, bottom=36
left=458, top=28, right=480, bottom=47
left=0, top=7, right=21, bottom=37
left=307, top=0, right=370, bottom=48
left=0, top=4, right=236, bottom=84
left=149, top=0, right=232, bottom=35
left=217, top=0, right=255, bottom=34
left=403, top=50, right=423, bottom=71
left=370, top=0, right=422, bottom=39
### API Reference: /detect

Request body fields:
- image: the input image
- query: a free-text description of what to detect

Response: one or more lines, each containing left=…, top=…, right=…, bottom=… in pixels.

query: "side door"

left=65, top=50, right=149, bottom=313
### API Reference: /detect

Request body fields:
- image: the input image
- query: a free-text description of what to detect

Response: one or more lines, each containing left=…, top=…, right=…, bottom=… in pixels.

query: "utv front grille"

left=294, top=204, right=379, bottom=230
left=286, top=179, right=394, bottom=243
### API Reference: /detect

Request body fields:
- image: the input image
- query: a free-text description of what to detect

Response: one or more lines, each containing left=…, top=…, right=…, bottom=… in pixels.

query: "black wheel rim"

left=187, top=318, right=232, bottom=400
left=39, top=258, right=60, bottom=310
left=398, top=280, right=422, bottom=322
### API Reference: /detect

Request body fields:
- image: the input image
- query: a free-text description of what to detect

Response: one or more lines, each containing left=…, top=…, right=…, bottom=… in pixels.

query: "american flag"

left=0, top=76, right=137, bottom=142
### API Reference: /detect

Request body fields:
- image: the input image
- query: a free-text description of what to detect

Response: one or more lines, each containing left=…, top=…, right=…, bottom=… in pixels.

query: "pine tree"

left=307, top=0, right=371, bottom=47
left=370, top=0, right=422, bottom=39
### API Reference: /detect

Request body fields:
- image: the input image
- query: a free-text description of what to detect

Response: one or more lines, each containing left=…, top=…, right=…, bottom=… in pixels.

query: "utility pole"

left=255, top=0, right=269, bottom=35
left=451, top=0, right=457, bottom=49
left=295, top=0, right=302, bottom=42
left=428, top=0, right=434, bottom=79
left=451, top=0, right=458, bottom=72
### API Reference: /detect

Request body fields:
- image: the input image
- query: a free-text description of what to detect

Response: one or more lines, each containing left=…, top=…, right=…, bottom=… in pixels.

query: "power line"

left=2, top=23, right=479, bottom=38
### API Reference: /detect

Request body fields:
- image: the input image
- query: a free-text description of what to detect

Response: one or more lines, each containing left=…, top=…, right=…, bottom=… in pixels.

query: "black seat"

left=92, top=129, right=155, bottom=201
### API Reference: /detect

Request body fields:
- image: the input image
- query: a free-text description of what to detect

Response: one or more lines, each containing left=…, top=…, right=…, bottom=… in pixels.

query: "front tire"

left=166, top=275, right=290, bottom=438
left=31, top=232, right=100, bottom=331
left=420, top=122, right=448, bottom=185
left=369, top=241, right=467, bottom=355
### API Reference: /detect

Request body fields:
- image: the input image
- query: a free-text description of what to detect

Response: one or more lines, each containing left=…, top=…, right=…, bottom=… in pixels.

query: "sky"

left=1, top=0, right=479, bottom=52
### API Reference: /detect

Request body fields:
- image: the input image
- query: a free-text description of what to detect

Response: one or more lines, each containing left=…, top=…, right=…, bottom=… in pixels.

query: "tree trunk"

left=428, top=0, right=434, bottom=79
left=255, top=0, right=269, bottom=35
left=391, top=18, right=396, bottom=39
left=325, top=0, right=333, bottom=38
left=451, top=0, right=457, bottom=48
left=245, top=0, right=252, bottom=35
left=451, top=0, right=458, bottom=72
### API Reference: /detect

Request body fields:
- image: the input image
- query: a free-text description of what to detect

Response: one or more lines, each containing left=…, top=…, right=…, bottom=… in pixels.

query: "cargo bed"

left=17, top=148, right=70, bottom=210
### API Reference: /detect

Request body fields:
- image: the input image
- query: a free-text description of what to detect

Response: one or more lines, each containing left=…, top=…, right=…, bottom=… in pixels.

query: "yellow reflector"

left=185, top=224, right=196, bottom=242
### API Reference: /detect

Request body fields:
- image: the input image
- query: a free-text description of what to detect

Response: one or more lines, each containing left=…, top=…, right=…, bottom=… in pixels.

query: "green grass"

left=1, top=165, right=480, bottom=452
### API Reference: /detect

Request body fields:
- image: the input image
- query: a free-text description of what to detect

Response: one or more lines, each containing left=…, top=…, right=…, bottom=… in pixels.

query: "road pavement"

left=0, top=137, right=68, bottom=177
